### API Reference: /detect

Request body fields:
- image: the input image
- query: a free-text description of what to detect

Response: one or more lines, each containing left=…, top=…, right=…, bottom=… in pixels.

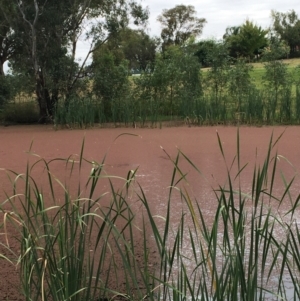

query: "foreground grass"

left=0, top=131, right=300, bottom=301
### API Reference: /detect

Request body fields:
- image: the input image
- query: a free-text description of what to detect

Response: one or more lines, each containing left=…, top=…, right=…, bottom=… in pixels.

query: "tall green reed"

left=137, top=129, right=300, bottom=301
left=1, top=130, right=300, bottom=301
left=54, top=97, right=101, bottom=128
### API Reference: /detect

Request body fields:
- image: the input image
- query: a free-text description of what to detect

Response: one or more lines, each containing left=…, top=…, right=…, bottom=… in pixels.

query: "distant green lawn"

left=202, top=58, right=300, bottom=90
left=249, top=65, right=265, bottom=88
left=250, top=58, right=300, bottom=88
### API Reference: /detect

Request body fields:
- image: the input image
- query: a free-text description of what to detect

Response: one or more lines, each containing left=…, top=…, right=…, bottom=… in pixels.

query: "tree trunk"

left=35, top=73, right=48, bottom=123
left=49, top=89, right=58, bottom=117
left=0, top=60, right=5, bottom=76
left=35, top=70, right=58, bottom=122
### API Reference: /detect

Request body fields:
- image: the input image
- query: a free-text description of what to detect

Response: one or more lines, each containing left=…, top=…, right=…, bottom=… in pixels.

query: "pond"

left=0, top=125, right=299, bottom=300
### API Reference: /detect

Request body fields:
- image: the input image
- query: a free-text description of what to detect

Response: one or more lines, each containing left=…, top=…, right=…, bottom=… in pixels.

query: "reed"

left=1, top=131, right=299, bottom=300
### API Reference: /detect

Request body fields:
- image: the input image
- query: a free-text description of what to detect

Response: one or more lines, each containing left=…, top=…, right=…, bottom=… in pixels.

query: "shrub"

left=0, top=76, right=12, bottom=106
left=2, top=101, right=39, bottom=124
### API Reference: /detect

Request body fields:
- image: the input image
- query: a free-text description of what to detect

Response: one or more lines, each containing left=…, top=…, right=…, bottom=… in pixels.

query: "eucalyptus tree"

left=271, top=9, right=300, bottom=57
left=95, top=28, right=157, bottom=72
left=157, top=5, right=206, bottom=50
left=119, top=28, right=158, bottom=71
left=7, top=0, right=148, bottom=122
left=0, top=17, right=12, bottom=76
left=0, top=0, right=19, bottom=76
left=92, top=41, right=130, bottom=121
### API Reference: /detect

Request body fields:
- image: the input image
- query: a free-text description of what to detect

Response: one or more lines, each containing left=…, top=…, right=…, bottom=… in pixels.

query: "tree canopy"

left=99, top=28, right=158, bottom=71
left=1, top=0, right=148, bottom=121
left=224, top=20, right=268, bottom=59
left=271, top=9, right=300, bottom=56
left=0, top=0, right=19, bottom=75
left=2, top=2, right=300, bottom=124
left=157, top=5, right=206, bottom=49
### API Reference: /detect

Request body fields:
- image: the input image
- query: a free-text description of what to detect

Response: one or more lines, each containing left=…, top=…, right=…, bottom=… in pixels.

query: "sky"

left=146, top=0, right=300, bottom=39
left=74, top=0, right=300, bottom=63
left=4, top=0, right=300, bottom=73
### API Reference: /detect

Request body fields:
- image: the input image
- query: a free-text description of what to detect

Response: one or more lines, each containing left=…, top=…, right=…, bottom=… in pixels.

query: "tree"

left=99, top=28, right=157, bottom=72
left=224, top=20, right=268, bottom=60
left=120, top=29, right=158, bottom=71
left=133, top=45, right=202, bottom=121
left=157, top=5, right=206, bottom=49
left=261, top=39, right=292, bottom=122
left=262, top=38, right=290, bottom=60
left=223, top=26, right=241, bottom=39
left=239, top=20, right=268, bottom=59
left=0, top=0, right=19, bottom=76
left=0, top=75, right=11, bottom=105
left=204, top=42, right=230, bottom=100
left=93, top=45, right=130, bottom=121
left=228, top=58, right=253, bottom=112
left=195, top=39, right=219, bottom=67
left=271, top=10, right=300, bottom=57
left=6, top=0, right=148, bottom=122
left=223, top=26, right=242, bottom=58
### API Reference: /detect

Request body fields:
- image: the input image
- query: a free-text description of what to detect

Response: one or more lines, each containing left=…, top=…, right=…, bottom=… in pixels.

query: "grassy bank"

left=249, top=58, right=300, bottom=88
left=1, top=57, right=300, bottom=128
left=34, top=58, right=300, bottom=127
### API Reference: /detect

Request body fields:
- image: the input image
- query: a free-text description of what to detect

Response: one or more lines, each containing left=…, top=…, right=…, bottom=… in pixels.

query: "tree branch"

left=69, top=36, right=109, bottom=91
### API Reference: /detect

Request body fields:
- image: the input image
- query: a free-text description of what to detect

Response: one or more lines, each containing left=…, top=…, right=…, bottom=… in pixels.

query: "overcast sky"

left=147, top=0, right=300, bottom=39
left=74, top=0, right=300, bottom=64
left=4, top=0, right=300, bottom=73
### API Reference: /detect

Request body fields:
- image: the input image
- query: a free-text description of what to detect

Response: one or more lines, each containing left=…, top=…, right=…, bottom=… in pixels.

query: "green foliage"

left=7, top=73, right=35, bottom=97
left=1, top=140, right=144, bottom=300
left=263, top=60, right=290, bottom=93
left=157, top=5, right=206, bottom=49
left=198, top=56, right=300, bottom=125
left=204, top=42, right=230, bottom=114
left=296, top=86, right=300, bottom=121
left=5, top=0, right=149, bottom=120
left=262, top=41, right=292, bottom=122
left=224, top=20, right=268, bottom=60
left=119, top=28, right=157, bottom=71
left=2, top=101, right=39, bottom=124
left=93, top=48, right=131, bottom=121
left=0, top=0, right=18, bottom=75
left=228, top=59, right=254, bottom=112
left=0, top=76, right=12, bottom=106
left=271, top=9, right=300, bottom=57
left=262, top=38, right=291, bottom=61
left=244, top=87, right=264, bottom=122
left=54, top=97, right=102, bottom=128
left=134, top=45, right=202, bottom=120
left=194, top=39, right=219, bottom=67
left=239, top=20, right=268, bottom=58
left=131, top=71, right=163, bottom=126
left=224, top=26, right=243, bottom=58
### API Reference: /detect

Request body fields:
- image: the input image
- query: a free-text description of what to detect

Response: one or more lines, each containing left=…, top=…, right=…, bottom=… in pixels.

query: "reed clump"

left=0, top=131, right=299, bottom=300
